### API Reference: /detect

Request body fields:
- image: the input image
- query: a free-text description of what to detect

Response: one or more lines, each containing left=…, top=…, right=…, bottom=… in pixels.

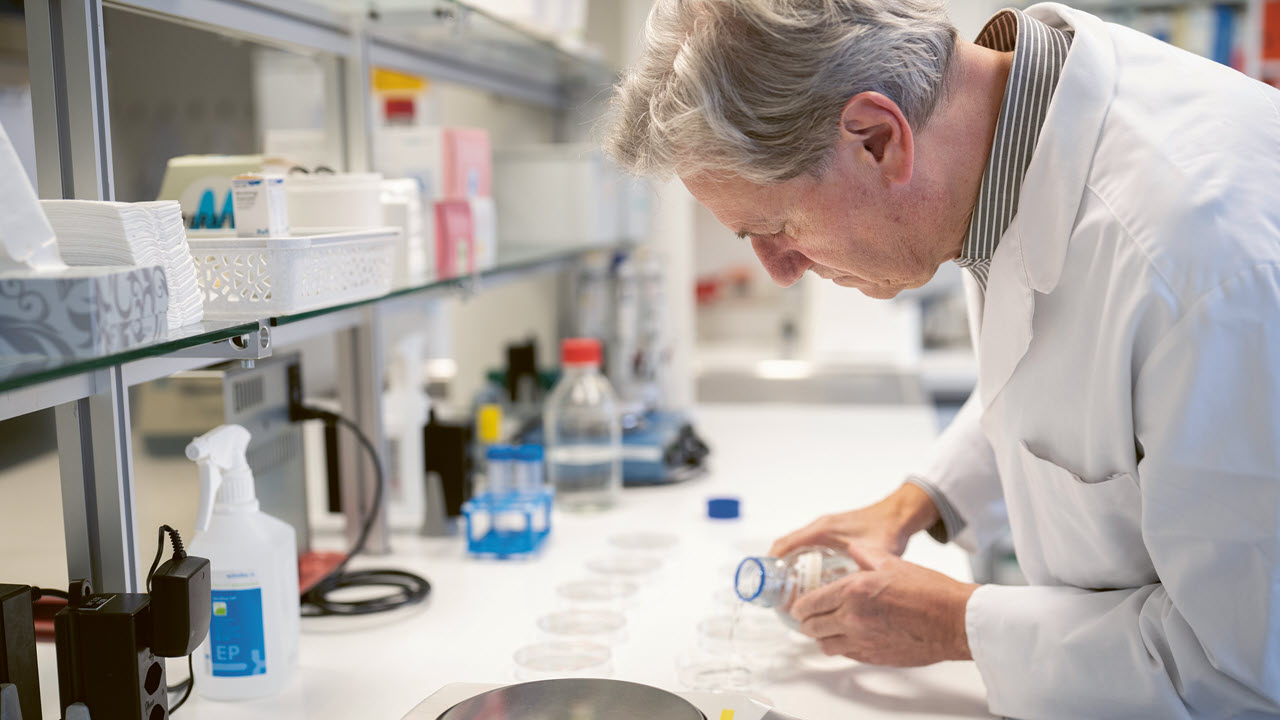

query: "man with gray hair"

left=606, top=0, right=1280, bottom=717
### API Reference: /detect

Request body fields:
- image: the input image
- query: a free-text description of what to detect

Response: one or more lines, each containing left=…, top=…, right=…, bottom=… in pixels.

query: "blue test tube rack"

left=462, top=489, right=554, bottom=558
left=462, top=444, right=552, bottom=558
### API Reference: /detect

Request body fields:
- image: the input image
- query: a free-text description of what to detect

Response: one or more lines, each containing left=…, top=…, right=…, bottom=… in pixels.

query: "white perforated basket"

left=188, top=228, right=399, bottom=319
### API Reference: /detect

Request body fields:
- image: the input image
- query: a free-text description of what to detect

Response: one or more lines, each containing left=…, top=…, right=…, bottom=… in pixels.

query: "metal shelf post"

left=54, top=366, right=143, bottom=593
left=335, top=304, right=391, bottom=554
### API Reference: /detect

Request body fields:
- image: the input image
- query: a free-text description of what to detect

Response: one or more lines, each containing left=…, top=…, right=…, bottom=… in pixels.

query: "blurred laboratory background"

left=0, top=0, right=1273, bottom=719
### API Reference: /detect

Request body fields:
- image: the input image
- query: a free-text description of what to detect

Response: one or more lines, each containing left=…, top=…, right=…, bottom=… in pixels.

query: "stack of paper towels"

left=41, top=200, right=205, bottom=330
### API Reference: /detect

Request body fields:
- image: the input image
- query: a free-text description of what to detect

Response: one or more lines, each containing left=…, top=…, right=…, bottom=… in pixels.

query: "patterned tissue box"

left=0, top=265, right=170, bottom=358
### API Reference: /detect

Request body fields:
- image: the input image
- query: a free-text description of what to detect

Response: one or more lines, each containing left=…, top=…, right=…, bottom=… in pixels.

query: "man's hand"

left=769, top=482, right=941, bottom=558
left=792, top=545, right=979, bottom=667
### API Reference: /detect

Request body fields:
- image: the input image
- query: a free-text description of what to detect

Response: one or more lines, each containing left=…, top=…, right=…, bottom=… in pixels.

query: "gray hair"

left=604, top=0, right=958, bottom=184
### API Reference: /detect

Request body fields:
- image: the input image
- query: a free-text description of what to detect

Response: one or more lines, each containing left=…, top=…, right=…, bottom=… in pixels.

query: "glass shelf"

left=0, top=242, right=628, bottom=396
left=272, top=241, right=625, bottom=325
left=0, top=319, right=260, bottom=393
left=336, top=0, right=617, bottom=105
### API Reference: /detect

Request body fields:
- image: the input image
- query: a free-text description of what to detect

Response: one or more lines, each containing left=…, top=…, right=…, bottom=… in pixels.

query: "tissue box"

left=0, top=265, right=170, bottom=358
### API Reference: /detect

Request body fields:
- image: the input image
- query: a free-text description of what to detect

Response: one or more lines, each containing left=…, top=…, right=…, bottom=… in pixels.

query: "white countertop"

left=34, top=403, right=990, bottom=719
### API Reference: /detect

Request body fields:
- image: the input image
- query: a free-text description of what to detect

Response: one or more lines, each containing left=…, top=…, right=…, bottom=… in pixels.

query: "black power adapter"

left=147, top=529, right=210, bottom=660
left=0, top=584, right=40, bottom=720
left=55, top=526, right=210, bottom=720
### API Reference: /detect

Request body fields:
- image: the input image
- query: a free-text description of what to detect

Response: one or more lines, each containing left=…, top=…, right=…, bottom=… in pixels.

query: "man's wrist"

left=887, top=482, right=942, bottom=542
left=948, top=582, right=980, bottom=661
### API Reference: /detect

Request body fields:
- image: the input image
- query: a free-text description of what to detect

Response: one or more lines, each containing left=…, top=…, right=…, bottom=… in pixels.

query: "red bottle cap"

left=561, top=338, right=602, bottom=366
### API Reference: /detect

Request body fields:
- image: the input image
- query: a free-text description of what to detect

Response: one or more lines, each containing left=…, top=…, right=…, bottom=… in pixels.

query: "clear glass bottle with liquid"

left=734, top=546, right=858, bottom=630
left=544, top=338, right=622, bottom=511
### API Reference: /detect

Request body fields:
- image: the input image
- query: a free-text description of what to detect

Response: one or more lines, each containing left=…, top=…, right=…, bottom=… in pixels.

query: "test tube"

left=515, top=444, right=545, bottom=493
left=486, top=445, right=514, bottom=495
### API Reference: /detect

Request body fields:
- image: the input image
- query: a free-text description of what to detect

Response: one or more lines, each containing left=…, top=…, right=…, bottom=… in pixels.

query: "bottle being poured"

left=734, top=546, right=858, bottom=630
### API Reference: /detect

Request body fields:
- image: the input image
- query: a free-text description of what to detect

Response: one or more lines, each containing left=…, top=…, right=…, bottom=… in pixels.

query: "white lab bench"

left=34, top=404, right=990, bottom=719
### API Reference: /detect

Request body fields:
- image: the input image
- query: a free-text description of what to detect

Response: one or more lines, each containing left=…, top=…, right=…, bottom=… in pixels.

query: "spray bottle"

left=187, top=424, right=300, bottom=700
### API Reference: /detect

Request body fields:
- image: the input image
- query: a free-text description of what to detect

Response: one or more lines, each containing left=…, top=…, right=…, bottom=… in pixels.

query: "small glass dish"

left=586, top=554, right=662, bottom=577
left=556, top=578, right=640, bottom=610
left=513, top=641, right=612, bottom=681
left=537, top=609, right=628, bottom=645
left=674, top=648, right=756, bottom=692
left=608, top=531, right=679, bottom=552
left=697, top=614, right=793, bottom=657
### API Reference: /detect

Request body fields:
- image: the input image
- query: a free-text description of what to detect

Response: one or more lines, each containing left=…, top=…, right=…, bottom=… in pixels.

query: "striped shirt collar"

left=956, top=8, right=1073, bottom=291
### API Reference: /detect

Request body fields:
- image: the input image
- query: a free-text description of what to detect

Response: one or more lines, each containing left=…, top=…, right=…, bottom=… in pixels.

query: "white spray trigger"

left=186, top=424, right=254, bottom=533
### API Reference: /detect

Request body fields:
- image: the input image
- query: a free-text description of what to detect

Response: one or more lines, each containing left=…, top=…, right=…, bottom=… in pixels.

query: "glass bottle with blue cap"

left=734, top=546, right=858, bottom=630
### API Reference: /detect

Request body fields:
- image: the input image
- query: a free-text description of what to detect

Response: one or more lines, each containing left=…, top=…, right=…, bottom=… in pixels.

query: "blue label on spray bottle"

left=208, top=583, right=267, bottom=677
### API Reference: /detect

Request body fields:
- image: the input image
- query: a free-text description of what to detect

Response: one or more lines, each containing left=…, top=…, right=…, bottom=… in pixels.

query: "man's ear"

left=836, top=92, right=914, bottom=186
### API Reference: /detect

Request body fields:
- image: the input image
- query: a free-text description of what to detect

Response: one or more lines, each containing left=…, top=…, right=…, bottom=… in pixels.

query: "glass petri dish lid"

left=607, top=531, right=680, bottom=551
left=557, top=578, right=639, bottom=604
left=537, top=609, right=628, bottom=644
left=585, top=554, right=662, bottom=576
left=513, top=641, right=612, bottom=682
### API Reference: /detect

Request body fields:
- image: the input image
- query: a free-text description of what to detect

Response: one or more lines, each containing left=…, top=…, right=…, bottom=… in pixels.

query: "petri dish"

left=513, top=641, right=613, bottom=681
left=586, top=554, right=662, bottom=577
left=698, top=614, right=792, bottom=657
left=607, top=531, right=679, bottom=552
left=556, top=578, right=640, bottom=610
left=537, top=609, right=628, bottom=644
left=675, top=649, right=756, bottom=692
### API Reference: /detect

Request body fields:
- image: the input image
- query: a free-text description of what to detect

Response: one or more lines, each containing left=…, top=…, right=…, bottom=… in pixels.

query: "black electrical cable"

left=146, top=525, right=196, bottom=711
left=34, top=587, right=68, bottom=601
left=168, top=654, right=194, bottom=712
left=293, top=406, right=432, bottom=616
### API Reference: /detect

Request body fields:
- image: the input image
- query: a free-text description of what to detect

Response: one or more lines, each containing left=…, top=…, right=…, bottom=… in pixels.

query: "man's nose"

left=750, top=236, right=811, bottom=287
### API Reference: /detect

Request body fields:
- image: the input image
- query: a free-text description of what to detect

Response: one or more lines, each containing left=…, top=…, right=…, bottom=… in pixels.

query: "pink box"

left=434, top=199, right=475, bottom=278
left=442, top=128, right=491, bottom=198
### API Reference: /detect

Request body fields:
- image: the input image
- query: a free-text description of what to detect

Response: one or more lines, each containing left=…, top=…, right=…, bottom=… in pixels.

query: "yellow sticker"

left=719, top=711, right=735, bottom=720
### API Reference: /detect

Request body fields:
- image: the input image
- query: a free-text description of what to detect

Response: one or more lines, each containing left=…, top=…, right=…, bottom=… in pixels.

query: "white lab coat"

left=914, top=4, right=1280, bottom=718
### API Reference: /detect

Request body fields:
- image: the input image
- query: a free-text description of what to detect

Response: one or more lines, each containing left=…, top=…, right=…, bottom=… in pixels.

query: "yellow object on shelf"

left=478, top=403, right=503, bottom=443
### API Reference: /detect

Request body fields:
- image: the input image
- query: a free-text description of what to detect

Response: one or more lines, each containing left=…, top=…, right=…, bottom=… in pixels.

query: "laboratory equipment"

left=585, top=555, right=661, bottom=577
left=536, top=610, right=627, bottom=645
left=511, top=644, right=612, bottom=682
left=514, top=444, right=545, bottom=493
left=462, top=444, right=553, bottom=558
left=422, top=408, right=475, bottom=526
left=608, top=532, right=678, bottom=552
left=735, top=546, right=859, bottom=630
left=187, top=425, right=300, bottom=700
left=520, top=408, right=709, bottom=485
left=402, top=679, right=801, bottom=720
left=543, top=338, right=623, bottom=511
left=0, top=586, right=39, bottom=720
left=483, top=445, right=513, bottom=495
left=555, top=579, right=639, bottom=611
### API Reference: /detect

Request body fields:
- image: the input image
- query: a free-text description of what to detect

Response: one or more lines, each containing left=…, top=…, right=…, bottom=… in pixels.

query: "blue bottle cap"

left=486, top=445, right=514, bottom=460
left=707, top=497, right=740, bottom=519
left=515, top=444, right=544, bottom=462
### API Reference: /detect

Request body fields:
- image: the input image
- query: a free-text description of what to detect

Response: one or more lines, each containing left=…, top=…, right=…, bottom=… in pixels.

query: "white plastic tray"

left=188, top=227, right=399, bottom=319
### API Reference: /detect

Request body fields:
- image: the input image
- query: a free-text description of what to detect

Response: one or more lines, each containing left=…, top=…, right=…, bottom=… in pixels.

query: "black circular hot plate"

left=438, top=678, right=707, bottom=720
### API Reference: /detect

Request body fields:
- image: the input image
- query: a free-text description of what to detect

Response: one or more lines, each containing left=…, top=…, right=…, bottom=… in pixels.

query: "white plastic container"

left=188, top=228, right=398, bottom=318
left=544, top=338, right=622, bottom=511
left=186, top=424, right=300, bottom=701
left=494, top=143, right=622, bottom=247
left=285, top=172, right=384, bottom=228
